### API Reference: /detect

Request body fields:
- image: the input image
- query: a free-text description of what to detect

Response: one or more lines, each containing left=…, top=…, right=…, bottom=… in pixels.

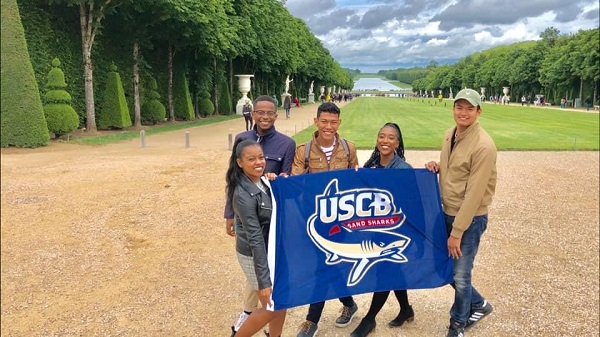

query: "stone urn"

left=502, top=86, right=510, bottom=104
left=235, top=74, right=254, bottom=115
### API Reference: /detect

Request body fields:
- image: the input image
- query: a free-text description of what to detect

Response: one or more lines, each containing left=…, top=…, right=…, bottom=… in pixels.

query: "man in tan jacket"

left=426, top=88, right=497, bottom=337
left=292, top=102, right=359, bottom=337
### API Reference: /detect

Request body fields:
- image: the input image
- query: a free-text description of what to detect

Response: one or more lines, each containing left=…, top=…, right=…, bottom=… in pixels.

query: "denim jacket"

left=233, top=175, right=273, bottom=289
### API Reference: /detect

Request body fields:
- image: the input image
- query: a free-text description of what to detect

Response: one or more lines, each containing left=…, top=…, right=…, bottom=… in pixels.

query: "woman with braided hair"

left=350, top=122, right=415, bottom=337
left=363, top=122, right=409, bottom=169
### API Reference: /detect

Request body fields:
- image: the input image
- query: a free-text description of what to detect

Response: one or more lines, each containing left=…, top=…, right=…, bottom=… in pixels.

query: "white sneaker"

left=234, top=311, right=250, bottom=331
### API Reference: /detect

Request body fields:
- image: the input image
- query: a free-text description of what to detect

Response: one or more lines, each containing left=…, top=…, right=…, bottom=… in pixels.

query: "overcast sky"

left=285, top=0, right=600, bottom=73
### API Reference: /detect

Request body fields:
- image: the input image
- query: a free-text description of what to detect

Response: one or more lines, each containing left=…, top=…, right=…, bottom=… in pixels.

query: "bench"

left=300, top=98, right=308, bottom=103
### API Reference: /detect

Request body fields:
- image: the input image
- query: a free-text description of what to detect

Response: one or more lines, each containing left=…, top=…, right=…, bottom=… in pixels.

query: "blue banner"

left=267, top=168, right=453, bottom=311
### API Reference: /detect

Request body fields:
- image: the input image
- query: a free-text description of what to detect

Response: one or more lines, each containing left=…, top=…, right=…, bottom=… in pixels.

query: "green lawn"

left=387, top=80, right=412, bottom=89
left=354, top=73, right=386, bottom=79
left=293, top=97, right=600, bottom=150
left=73, top=115, right=240, bottom=145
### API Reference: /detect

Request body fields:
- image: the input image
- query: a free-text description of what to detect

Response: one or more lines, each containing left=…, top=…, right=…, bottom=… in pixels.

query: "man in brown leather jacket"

left=291, top=102, right=359, bottom=337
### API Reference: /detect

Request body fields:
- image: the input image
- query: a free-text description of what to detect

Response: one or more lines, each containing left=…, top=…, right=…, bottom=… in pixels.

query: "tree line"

left=379, top=27, right=599, bottom=106
left=5, top=0, right=354, bottom=146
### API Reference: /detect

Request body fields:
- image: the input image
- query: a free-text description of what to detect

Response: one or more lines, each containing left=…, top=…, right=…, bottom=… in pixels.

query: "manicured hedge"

left=1, top=0, right=49, bottom=147
left=198, top=91, right=214, bottom=117
left=173, top=70, right=195, bottom=121
left=98, top=63, right=132, bottom=129
left=141, top=77, right=166, bottom=124
left=43, top=58, right=79, bottom=137
left=217, top=80, right=232, bottom=114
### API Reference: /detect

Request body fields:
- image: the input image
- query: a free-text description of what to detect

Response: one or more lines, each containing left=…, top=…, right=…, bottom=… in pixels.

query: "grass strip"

left=72, top=115, right=240, bottom=145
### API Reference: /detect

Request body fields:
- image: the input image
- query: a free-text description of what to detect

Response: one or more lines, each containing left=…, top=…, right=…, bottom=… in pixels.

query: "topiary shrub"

left=141, top=77, right=166, bottom=124
left=1, top=0, right=49, bottom=147
left=43, top=58, right=79, bottom=138
left=217, top=80, right=232, bottom=115
left=198, top=91, right=214, bottom=117
left=98, top=63, right=132, bottom=129
left=173, top=70, right=194, bottom=120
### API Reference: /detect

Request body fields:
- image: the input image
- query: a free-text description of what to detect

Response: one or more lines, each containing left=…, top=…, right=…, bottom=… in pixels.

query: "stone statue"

left=285, top=75, right=293, bottom=94
left=309, top=80, right=314, bottom=94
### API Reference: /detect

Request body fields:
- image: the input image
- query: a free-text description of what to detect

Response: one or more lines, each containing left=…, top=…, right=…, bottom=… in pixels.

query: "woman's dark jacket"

left=233, top=175, right=273, bottom=289
left=368, top=153, right=412, bottom=169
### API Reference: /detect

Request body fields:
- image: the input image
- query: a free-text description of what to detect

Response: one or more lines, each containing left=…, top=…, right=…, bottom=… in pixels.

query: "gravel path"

left=1, top=101, right=598, bottom=337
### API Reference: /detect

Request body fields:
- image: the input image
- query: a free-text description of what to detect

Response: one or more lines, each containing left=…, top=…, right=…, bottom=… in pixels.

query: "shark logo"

left=307, top=179, right=410, bottom=286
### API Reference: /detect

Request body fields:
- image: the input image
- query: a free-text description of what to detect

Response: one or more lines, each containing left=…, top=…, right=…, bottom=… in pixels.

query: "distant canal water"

left=353, top=77, right=409, bottom=91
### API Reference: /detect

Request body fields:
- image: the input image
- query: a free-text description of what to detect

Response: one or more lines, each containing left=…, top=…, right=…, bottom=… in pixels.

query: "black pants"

left=364, top=290, right=410, bottom=320
left=306, top=296, right=355, bottom=324
left=244, top=115, right=252, bottom=131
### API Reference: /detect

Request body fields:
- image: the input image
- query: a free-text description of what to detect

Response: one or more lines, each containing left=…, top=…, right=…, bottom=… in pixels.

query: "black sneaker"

left=466, top=300, right=493, bottom=329
left=335, top=303, right=358, bottom=327
left=446, top=321, right=465, bottom=337
left=350, top=317, right=376, bottom=337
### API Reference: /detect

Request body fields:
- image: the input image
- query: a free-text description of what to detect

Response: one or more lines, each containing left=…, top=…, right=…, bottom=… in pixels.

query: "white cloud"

left=285, top=0, right=600, bottom=73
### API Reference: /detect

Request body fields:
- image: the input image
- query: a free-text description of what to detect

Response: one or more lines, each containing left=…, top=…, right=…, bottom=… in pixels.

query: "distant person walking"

left=242, top=100, right=253, bottom=131
left=283, top=94, right=292, bottom=119
left=585, top=97, right=592, bottom=111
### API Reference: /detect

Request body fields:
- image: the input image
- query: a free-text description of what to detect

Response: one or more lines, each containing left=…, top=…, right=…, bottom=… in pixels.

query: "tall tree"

left=48, top=0, right=119, bottom=132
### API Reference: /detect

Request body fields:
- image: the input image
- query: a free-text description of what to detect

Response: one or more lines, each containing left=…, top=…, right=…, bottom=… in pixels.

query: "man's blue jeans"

left=445, top=213, right=488, bottom=325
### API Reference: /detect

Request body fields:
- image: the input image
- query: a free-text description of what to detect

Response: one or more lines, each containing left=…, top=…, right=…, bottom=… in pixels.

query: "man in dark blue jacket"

left=225, top=95, right=296, bottom=336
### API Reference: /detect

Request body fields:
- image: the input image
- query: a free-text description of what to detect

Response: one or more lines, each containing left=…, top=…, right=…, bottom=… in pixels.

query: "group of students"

left=224, top=88, right=497, bottom=337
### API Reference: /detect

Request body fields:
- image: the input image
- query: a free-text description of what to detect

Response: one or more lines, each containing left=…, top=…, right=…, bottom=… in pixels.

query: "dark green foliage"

left=43, top=58, right=79, bottom=137
left=174, top=72, right=195, bottom=121
left=198, top=91, right=215, bottom=117
left=98, top=63, right=132, bottom=129
left=1, top=0, right=49, bottom=147
left=44, top=104, right=79, bottom=136
left=141, top=77, right=166, bottom=124
left=217, top=80, right=232, bottom=114
left=19, top=0, right=85, bottom=125
left=45, top=90, right=72, bottom=103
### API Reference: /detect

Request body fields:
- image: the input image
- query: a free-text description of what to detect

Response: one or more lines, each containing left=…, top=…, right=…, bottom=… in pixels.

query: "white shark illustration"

left=307, top=180, right=411, bottom=286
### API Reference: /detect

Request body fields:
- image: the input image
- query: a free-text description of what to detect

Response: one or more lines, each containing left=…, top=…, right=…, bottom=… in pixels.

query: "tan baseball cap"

left=454, top=88, right=481, bottom=107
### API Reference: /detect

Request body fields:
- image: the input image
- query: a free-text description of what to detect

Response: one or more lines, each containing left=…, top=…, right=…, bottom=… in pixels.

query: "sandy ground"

left=1, top=100, right=599, bottom=337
